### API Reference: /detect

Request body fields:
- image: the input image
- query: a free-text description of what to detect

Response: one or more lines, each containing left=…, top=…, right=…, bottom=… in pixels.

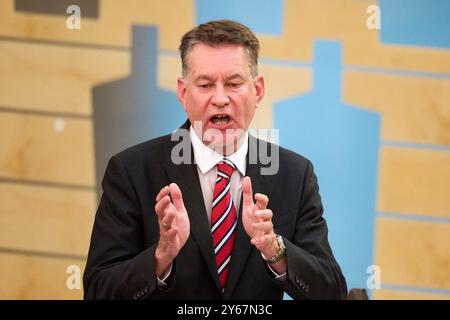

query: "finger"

left=155, top=196, right=171, bottom=217
left=252, top=221, right=273, bottom=234
left=170, top=183, right=185, bottom=212
left=251, top=234, right=275, bottom=247
left=161, top=208, right=176, bottom=231
left=242, top=176, right=254, bottom=208
left=162, top=225, right=178, bottom=241
left=156, top=186, right=170, bottom=202
left=254, top=193, right=269, bottom=210
left=255, top=209, right=273, bottom=221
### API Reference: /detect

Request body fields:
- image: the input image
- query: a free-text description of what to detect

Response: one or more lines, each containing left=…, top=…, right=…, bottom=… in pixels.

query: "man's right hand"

left=154, top=183, right=190, bottom=278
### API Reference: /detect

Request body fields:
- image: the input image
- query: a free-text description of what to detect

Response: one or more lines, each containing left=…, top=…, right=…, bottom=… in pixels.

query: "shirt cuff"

left=261, top=252, right=287, bottom=281
left=156, top=263, right=173, bottom=287
left=267, top=263, right=287, bottom=281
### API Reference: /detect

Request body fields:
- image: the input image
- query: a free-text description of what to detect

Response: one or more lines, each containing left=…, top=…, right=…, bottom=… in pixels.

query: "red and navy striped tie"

left=211, top=159, right=238, bottom=292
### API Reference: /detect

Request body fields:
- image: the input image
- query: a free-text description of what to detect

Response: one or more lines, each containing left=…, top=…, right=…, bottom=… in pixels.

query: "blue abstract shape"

left=195, top=0, right=284, bottom=35
left=93, top=26, right=186, bottom=200
left=380, top=0, right=450, bottom=49
left=274, top=41, right=381, bottom=292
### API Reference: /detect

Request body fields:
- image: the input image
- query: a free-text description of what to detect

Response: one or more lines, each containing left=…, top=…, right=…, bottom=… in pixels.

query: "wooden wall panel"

left=0, top=112, right=95, bottom=186
left=375, top=218, right=450, bottom=290
left=0, top=183, right=95, bottom=256
left=259, top=0, right=450, bottom=73
left=378, top=147, right=450, bottom=217
left=0, top=0, right=194, bottom=51
left=343, top=72, right=450, bottom=146
left=0, top=252, right=85, bottom=299
left=3, top=0, right=449, bottom=74
left=0, top=40, right=128, bottom=115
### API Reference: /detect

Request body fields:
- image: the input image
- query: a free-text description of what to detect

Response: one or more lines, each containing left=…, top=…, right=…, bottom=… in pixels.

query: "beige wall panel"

left=259, top=0, right=450, bottom=74
left=0, top=183, right=95, bottom=256
left=0, top=252, right=85, bottom=299
left=260, top=0, right=378, bottom=61
left=0, top=113, right=95, bottom=186
left=0, top=0, right=195, bottom=51
left=378, top=147, right=450, bottom=218
left=375, top=218, right=450, bottom=290
left=343, top=72, right=450, bottom=146
left=2, top=0, right=449, bottom=73
left=373, top=289, right=450, bottom=300
left=0, top=40, right=129, bottom=114
left=345, top=36, right=450, bottom=75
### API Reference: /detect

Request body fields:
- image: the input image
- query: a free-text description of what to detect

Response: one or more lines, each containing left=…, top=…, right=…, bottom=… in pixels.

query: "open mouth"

left=210, top=114, right=231, bottom=126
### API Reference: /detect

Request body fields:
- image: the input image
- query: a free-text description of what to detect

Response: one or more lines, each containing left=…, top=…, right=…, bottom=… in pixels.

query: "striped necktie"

left=211, top=159, right=238, bottom=292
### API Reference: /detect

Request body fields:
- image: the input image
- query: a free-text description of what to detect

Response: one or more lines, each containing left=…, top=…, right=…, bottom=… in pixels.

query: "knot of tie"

left=217, top=159, right=236, bottom=179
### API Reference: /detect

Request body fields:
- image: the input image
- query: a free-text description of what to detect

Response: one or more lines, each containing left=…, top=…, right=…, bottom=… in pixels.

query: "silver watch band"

left=262, top=235, right=286, bottom=264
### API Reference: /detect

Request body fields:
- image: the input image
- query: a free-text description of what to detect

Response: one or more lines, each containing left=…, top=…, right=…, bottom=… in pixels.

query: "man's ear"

left=177, top=77, right=188, bottom=112
left=254, top=75, right=265, bottom=105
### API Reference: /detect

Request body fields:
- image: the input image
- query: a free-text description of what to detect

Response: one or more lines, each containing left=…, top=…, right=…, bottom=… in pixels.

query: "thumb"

left=169, top=183, right=185, bottom=211
left=242, top=176, right=254, bottom=209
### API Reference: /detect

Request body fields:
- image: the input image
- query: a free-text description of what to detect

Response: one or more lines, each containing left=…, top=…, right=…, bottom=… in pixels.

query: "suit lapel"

left=164, top=124, right=221, bottom=291
left=223, top=135, right=274, bottom=299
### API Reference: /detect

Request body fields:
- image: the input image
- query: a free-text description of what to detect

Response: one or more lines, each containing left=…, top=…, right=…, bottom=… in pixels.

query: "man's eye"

left=228, top=82, right=242, bottom=88
left=198, top=84, right=211, bottom=89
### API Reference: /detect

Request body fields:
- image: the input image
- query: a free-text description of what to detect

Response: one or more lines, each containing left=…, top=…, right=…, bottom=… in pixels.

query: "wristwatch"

left=262, top=235, right=286, bottom=264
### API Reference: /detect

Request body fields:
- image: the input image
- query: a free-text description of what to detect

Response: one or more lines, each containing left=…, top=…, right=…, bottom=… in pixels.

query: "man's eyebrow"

left=193, top=73, right=245, bottom=82
left=194, top=75, right=213, bottom=82
left=226, top=73, right=245, bottom=81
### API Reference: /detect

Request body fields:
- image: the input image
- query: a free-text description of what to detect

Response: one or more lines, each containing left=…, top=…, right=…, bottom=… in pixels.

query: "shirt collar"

left=189, top=125, right=247, bottom=176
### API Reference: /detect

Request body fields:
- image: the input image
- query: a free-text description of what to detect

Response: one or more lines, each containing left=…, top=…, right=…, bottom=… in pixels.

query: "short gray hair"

left=179, top=20, right=260, bottom=79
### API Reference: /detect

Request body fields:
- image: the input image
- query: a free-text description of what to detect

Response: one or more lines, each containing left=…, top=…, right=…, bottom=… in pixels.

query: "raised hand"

left=154, top=183, right=190, bottom=277
left=241, top=176, right=279, bottom=259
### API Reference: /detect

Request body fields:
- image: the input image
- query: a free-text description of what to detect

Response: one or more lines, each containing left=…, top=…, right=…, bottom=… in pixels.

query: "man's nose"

left=211, top=85, right=230, bottom=107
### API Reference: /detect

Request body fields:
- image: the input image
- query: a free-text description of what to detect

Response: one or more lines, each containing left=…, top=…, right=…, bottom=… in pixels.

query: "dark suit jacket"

left=83, top=121, right=347, bottom=300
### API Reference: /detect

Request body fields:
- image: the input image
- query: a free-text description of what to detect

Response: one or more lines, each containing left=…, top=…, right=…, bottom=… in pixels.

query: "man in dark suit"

left=83, top=20, right=347, bottom=300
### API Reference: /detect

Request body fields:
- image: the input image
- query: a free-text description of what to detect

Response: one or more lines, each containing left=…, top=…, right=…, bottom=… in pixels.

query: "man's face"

left=177, top=43, right=264, bottom=154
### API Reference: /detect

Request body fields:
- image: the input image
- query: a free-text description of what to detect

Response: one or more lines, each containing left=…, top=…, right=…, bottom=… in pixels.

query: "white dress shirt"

left=189, top=125, right=248, bottom=222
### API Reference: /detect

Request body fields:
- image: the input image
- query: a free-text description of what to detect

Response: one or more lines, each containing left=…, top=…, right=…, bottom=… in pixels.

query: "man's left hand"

left=242, top=176, right=279, bottom=259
